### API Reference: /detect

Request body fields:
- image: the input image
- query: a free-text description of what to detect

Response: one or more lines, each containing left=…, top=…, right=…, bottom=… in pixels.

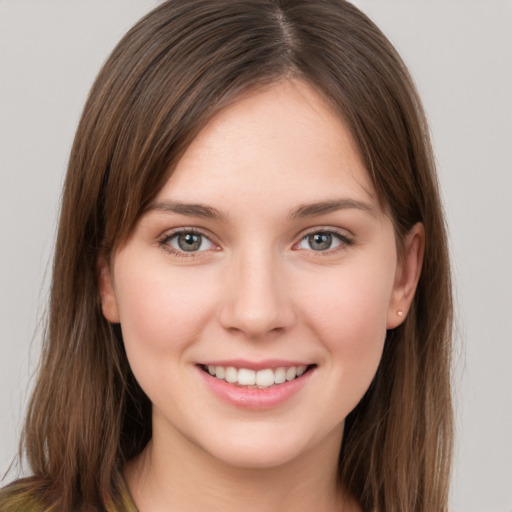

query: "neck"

left=124, top=421, right=359, bottom=512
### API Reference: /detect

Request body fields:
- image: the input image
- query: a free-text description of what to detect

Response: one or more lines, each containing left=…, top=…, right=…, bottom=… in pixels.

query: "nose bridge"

left=219, top=243, right=294, bottom=338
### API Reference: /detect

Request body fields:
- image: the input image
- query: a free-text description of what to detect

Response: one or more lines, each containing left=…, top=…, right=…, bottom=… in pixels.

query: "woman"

left=0, top=1, right=453, bottom=511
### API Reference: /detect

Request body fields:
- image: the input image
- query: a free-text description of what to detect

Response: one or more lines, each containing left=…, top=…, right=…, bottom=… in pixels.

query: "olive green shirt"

left=0, top=478, right=138, bottom=512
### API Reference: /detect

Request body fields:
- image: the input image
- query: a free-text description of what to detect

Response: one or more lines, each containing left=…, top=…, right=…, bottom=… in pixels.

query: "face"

left=100, top=79, right=421, bottom=471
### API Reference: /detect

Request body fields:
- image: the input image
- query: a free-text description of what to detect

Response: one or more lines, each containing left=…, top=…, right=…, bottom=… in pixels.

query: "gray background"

left=1, top=1, right=511, bottom=510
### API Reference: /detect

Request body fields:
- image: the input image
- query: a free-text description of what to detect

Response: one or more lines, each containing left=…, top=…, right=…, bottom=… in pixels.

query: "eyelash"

left=294, top=229, right=353, bottom=254
left=158, top=228, right=217, bottom=258
left=158, top=227, right=353, bottom=258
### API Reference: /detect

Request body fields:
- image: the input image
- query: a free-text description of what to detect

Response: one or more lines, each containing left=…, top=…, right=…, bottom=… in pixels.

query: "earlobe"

left=97, top=256, right=120, bottom=323
left=387, top=223, right=425, bottom=329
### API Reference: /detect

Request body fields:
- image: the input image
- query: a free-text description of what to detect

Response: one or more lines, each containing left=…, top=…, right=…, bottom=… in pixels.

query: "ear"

left=97, top=255, right=120, bottom=323
left=387, top=223, right=425, bottom=329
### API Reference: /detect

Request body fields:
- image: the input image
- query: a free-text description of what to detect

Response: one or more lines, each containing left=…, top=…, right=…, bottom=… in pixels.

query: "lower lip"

left=197, top=367, right=315, bottom=410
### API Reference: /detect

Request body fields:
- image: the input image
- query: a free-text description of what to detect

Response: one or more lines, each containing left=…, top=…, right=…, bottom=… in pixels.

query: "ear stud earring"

left=397, top=310, right=404, bottom=317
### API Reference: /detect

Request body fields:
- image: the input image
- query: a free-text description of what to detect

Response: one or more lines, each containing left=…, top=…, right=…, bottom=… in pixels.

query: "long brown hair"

left=3, top=1, right=453, bottom=510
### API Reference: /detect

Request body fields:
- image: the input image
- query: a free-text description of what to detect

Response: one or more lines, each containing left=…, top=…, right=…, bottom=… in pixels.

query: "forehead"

left=154, top=79, right=377, bottom=212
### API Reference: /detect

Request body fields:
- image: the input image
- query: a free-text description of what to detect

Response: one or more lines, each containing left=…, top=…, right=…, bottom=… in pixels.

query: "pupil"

left=309, top=233, right=331, bottom=251
left=178, top=233, right=201, bottom=251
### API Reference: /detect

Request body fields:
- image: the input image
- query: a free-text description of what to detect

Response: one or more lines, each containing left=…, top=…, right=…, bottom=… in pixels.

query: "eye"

left=162, top=230, right=215, bottom=254
left=296, top=230, right=351, bottom=252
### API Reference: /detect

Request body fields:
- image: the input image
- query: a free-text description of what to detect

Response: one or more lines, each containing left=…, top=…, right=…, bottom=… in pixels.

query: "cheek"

left=295, top=259, right=395, bottom=400
left=113, top=261, right=223, bottom=410
left=300, top=259, right=394, bottom=337
left=114, top=258, right=219, bottom=360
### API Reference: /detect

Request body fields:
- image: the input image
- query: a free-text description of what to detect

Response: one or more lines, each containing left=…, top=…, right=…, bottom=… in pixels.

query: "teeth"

left=204, top=365, right=310, bottom=388
left=296, top=365, right=307, bottom=376
left=285, top=367, right=297, bottom=381
left=225, top=366, right=237, bottom=383
left=255, top=369, right=274, bottom=387
left=238, top=368, right=256, bottom=386
left=215, top=366, right=225, bottom=379
left=274, top=367, right=286, bottom=384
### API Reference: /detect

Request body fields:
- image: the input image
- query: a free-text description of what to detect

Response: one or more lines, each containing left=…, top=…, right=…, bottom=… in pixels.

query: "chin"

left=206, top=442, right=308, bottom=470
left=194, top=421, right=342, bottom=471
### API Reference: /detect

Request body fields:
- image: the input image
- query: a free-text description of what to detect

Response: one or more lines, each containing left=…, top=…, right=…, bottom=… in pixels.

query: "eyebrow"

left=146, top=198, right=376, bottom=222
left=146, top=200, right=227, bottom=221
left=289, top=198, right=377, bottom=219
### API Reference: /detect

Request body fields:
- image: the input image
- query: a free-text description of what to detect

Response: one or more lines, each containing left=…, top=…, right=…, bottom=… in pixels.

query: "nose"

left=218, top=249, right=296, bottom=339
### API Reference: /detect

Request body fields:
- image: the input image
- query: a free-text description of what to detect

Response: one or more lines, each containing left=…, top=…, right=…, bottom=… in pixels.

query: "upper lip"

left=197, top=359, right=313, bottom=371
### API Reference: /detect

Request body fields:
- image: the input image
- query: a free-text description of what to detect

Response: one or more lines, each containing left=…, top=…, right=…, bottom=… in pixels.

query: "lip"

left=197, top=362, right=316, bottom=410
left=198, top=359, right=311, bottom=371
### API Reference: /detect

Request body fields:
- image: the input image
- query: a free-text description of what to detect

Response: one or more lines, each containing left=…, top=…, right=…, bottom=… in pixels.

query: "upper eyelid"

left=297, top=226, right=353, bottom=241
left=159, top=226, right=214, bottom=242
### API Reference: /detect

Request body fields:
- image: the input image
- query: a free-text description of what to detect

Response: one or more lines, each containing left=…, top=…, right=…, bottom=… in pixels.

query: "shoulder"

left=0, top=478, right=49, bottom=512
left=0, top=476, right=138, bottom=512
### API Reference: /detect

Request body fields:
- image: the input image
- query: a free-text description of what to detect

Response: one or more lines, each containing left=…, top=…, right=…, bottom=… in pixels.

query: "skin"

left=99, top=79, right=423, bottom=512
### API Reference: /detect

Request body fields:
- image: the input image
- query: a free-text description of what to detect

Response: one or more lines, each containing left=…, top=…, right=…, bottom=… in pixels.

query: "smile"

left=201, top=364, right=313, bottom=389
